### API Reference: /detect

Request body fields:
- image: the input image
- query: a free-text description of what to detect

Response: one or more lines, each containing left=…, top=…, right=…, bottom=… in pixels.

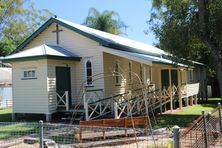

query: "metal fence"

left=0, top=121, right=173, bottom=148
left=180, top=103, right=222, bottom=148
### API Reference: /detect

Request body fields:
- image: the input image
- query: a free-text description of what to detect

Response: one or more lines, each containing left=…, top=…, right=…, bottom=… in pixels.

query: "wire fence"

left=0, top=121, right=173, bottom=148
left=180, top=103, right=222, bottom=148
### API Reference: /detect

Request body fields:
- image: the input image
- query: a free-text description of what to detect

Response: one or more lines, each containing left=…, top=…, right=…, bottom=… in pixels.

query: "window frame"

left=128, top=62, right=132, bottom=84
left=22, top=68, right=37, bottom=80
left=140, top=64, right=143, bottom=82
left=114, top=61, right=121, bottom=85
left=189, top=69, right=193, bottom=83
left=84, top=58, right=93, bottom=86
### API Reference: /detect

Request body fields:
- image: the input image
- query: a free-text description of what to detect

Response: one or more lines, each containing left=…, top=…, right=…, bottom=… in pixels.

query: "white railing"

left=83, top=89, right=112, bottom=121
left=83, top=83, right=201, bottom=120
left=56, top=91, right=69, bottom=111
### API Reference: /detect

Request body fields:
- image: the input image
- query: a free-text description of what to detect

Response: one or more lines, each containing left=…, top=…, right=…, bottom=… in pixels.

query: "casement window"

left=115, top=61, right=120, bottom=84
left=85, top=59, right=93, bottom=85
left=128, top=62, right=132, bottom=83
left=22, top=68, right=37, bottom=79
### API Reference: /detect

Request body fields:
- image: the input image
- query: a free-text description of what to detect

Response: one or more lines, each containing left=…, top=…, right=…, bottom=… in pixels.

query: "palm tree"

left=84, top=8, right=127, bottom=35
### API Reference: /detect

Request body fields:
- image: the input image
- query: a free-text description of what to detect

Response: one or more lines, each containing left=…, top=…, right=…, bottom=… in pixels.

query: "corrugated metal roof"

left=115, top=50, right=188, bottom=67
left=56, top=18, right=167, bottom=56
left=4, top=44, right=80, bottom=60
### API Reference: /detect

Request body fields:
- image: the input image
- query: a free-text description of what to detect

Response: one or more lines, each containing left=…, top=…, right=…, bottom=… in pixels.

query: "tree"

left=149, top=0, right=222, bottom=98
left=0, top=0, right=52, bottom=56
left=84, top=8, right=127, bottom=35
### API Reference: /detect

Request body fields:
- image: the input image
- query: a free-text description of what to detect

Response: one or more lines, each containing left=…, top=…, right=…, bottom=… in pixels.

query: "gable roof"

left=3, top=44, right=81, bottom=62
left=10, top=17, right=205, bottom=67
left=14, top=17, right=166, bottom=57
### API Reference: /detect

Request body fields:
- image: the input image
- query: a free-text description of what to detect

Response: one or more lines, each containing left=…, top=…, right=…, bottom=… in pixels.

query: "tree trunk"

left=198, top=0, right=222, bottom=98
left=217, top=62, right=222, bottom=98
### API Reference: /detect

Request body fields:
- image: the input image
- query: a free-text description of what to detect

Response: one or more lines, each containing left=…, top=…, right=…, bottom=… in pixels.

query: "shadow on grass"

left=0, top=113, right=12, bottom=122
left=153, top=114, right=200, bottom=128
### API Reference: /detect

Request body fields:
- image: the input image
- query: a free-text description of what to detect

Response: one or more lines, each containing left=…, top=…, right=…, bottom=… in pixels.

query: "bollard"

left=39, top=120, right=43, bottom=148
left=173, top=125, right=180, bottom=148
left=218, top=103, right=222, bottom=132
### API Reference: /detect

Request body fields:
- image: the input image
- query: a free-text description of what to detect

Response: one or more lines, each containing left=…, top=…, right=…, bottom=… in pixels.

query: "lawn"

left=153, top=98, right=222, bottom=128
left=0, top=123, right=38, bottom=139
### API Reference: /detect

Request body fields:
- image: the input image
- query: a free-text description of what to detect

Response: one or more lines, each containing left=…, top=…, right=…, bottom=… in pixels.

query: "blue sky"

left=34, top=0, right=157, bottom=45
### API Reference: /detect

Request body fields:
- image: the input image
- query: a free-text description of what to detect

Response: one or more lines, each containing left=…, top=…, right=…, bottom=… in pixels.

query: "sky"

left=34, top=0, right=157, bottom=45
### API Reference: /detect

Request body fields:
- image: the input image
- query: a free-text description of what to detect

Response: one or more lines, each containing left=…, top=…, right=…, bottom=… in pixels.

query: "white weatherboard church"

left=2, top=17, right=207, bottom=122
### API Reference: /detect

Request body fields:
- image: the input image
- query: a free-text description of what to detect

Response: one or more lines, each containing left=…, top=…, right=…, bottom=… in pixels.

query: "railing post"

left=65, top=91, right=69, bottom=111
left=83, top=90, right=89, bottom=121
left=39, top=120, right=43, bottom=148
left=170, top=87, right=173, bottom=112
left=114, top=102, right=118, bottom=119
left=178, top=86, right=182, bottom=109
left=202, top=111, right=208, bottom=148
left=160, top=99, right=162, bottom=114
left=194, top=95, right=198, bottom=104
left=218, top=103, right=222, bottom=132
left=173, top=125, right=180, bottom=148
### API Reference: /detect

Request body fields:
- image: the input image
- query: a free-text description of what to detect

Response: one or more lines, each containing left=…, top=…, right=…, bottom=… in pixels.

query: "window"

left=22, top=69, right=36, bottom=79
left=140, top=64, right=143, bottom=81
left=128, top=62, right=132, bottom=83
left=86, top=60, right=92, bottom=85
left=115, top=62, right=120, bottom=84
left=189, top=70, right=193, bottom=82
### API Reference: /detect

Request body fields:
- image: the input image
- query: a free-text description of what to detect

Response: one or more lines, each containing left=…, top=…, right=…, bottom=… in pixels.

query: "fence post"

left=39, top=120, right=43, bottom=148
left=202, top=111, right=208, bottom=148
left=218, top=103, right=222, bottom=132
left=173, top=125, right=180, bottom=148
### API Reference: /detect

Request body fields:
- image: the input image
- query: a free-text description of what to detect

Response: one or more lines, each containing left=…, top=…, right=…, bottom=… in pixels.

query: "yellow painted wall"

left=103, top=52, right=151, bottom=97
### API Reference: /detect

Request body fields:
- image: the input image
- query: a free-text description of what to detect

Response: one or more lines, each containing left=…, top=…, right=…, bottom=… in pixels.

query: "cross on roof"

left=52, top=24, right=63, bottom=44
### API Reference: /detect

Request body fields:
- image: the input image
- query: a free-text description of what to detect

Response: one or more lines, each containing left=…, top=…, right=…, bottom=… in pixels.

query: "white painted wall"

left=22, top=23, right=105, bottom=109
left=12, top=60, right=48, bottom=114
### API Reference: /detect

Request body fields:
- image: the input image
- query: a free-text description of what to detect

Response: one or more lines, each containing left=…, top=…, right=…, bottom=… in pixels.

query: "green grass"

left=0, top=123, right=38, bottom=139
left=153, top=98, right=222, bottom=128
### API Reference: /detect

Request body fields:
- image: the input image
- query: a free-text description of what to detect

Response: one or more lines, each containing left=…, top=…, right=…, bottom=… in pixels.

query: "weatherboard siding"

left=103, top=52, right=151, bottom=97
left=59, top=24, right=105, bottom=94
left=12, top=60, right=48, bottom=114
left=24, top=24, right=57, bottom=50
left=47, top=60, right=78, bottom=113
left=22, top=23, right=104, bottom=106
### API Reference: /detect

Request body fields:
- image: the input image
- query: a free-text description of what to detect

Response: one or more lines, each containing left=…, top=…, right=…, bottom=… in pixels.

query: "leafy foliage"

left=0, top=0, right=52, bottom=56
left=149, top=0, right=209, bottom=62
left=149, top=0, right=222, bottom=96
left=84, top=8, right=127, bottom=35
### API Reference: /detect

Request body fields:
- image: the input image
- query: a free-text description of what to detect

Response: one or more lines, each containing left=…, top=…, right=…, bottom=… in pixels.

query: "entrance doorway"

left=56, top=67, right=71, bottom=107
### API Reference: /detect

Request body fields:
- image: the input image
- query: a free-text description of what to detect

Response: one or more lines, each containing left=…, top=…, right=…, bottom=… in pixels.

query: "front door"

left=56, top=67, right=71, bottom=107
